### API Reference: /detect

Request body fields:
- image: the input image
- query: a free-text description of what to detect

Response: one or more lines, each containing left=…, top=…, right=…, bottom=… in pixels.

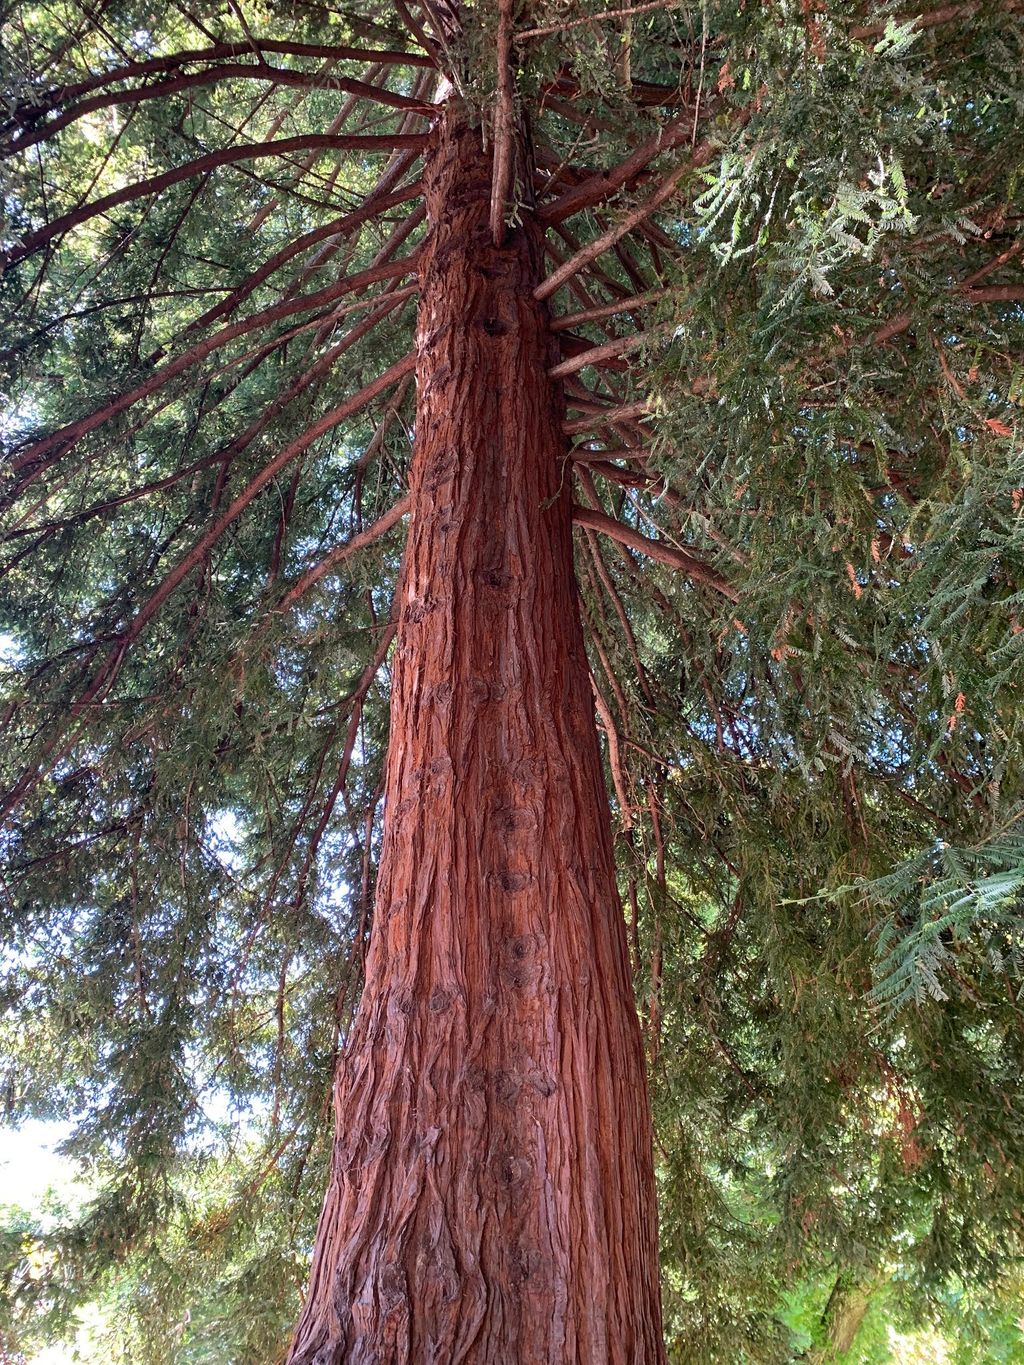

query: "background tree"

left=1, top=0, right=1023, bottom=1359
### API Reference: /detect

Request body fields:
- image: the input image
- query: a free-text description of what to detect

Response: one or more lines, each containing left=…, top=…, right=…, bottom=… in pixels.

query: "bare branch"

left=543, top=73, right=691, bottom=109
left=279, top=496, right=412, bottom=608
left=591, top=667, right=634, bottom=829
left=564, top=399, right=653, bottom=434
left=550, top=324, right=672, bottom=378
left=962, top=285, right=1024, bottom=303
left=520, top=0, right=684, bottom=40
left=573, top=504, right=736, bottom=599
left=489, top=0, right=516, bottom=247
left=536, top=118, right=749, bottom=300
left=570, top=445, right=651, bottom=462
left=550, top=286, right=668, bottom=330
left=585, top=529, right=656, bottom=705
left=393, top=0, right=445, bottom=66
left=6, top=39, right=435, bottom=120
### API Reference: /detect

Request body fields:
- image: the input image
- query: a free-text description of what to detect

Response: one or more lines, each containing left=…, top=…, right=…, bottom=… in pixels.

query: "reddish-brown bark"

left=288, top=108, right=665, bottom=1364
left=536, top=114, right=751, bottom=302
left=572, top=505, right=736, bottom=599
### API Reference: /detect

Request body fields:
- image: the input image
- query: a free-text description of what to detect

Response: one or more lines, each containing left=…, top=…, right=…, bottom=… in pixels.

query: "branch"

left=578, top=458, right=652, bottom=486
left=0, top=355, right=417, bottom=828
left=550, top=286, right=668, bottom=330
left=2, top=133, right=428, bottom=269
left=873, top=284, right=1024, bottom=344
left=181, top=178, right=423, bottom=339
left=570, top=445, right=651, bottom=461
left=550, top=221, right=636, bottom=303
left=585, top=529, right=656, bottom=706
left=563, top=398, right=653, bottom=434
left=288, top=632, right=395, bottom=912
left=103, top=353, right=416, bottom=644
left=489, top=0, right=516, bottom=247
left=557, top=333, right=630, bottom=372
left=6, top=252, right=420, bottom=490
left=591, top=668, right=634, bottom=829
left=8, top=281, right=413, bottom=532
left=588, top=461, right=749, bottom=564
left=168, top=284, right=413, bottom=526
left=278, top=496, right=411, bottom=608
left=541, top=93, right=622, bottom=135
left=549, top=323, right=672, bottom=378
left=538, top=105, right=740, bottom=225
left=850, top=1, right=1022, bottom=40
left=393, top=0, right=445, bottom=66
left=958, top=240, right=1023, bottom=290
left=520, top=0, right=684, bottom=39
left=573, top=504, right=737, bottom=599
left=536, top=118, right=749, bottom=300
left=2, top=67, right=434, bottom=155
left=543, top=73, right=691, bottom=109
left=1, top=286, right=416, bottom=551
left=7, top=39, right=435, bottom=118
left=962, top=285, right=1024, bottom=303
left=243, top=64, right=431, bottom=233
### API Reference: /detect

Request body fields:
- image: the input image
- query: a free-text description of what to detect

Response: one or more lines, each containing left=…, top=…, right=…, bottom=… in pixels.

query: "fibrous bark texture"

left=288, top=107, right=665, bottom=1365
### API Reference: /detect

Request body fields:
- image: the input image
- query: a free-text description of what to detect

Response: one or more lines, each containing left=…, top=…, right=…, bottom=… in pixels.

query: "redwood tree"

left=2, top=1, right=1024, bottom=1361
left=288, top=107, right=664, bottom=1361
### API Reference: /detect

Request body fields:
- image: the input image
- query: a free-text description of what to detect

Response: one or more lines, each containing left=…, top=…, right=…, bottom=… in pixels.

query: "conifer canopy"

left=1, top=0, right=1023, bottom=1358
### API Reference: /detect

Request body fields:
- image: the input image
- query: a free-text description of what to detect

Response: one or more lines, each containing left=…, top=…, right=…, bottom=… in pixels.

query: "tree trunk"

left=288, top=107, right=665, bottom=1365
left=810, top=1274, right=876, bottom=1362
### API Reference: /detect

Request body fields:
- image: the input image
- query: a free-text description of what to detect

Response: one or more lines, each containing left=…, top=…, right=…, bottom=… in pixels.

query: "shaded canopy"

left=1, top=0, right=1023, bottom=1358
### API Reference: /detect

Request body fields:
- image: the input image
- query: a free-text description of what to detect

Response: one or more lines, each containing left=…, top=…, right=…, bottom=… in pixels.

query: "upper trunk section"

left=288, top=106, right=665, bottom=1365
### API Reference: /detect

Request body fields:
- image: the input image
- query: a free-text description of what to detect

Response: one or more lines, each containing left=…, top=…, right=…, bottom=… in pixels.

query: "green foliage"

left=1, top=0, right=1024, bottom=1358
left=1, top=1144, right=311, bottom=1363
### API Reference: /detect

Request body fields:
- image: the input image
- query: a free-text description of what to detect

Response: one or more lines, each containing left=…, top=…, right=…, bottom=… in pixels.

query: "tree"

left=1, top=0, right=1023, bottom=1361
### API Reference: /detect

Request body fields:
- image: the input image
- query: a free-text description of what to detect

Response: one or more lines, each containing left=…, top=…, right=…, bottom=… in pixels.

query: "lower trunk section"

left=811, top=1274, right=877, bottom=1362
left=288, top=109, right=664, bottom=1364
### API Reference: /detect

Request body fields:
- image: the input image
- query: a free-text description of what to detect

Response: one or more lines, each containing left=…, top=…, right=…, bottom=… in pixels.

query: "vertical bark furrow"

left=288, top=106, right=664, bottom=1365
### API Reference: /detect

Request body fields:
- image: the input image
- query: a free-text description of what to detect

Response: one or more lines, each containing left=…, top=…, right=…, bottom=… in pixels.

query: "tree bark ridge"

left=288, top=106, right=664, bottom=1364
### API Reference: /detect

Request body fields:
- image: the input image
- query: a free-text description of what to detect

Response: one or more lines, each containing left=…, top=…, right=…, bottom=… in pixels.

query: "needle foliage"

left=1, top=0, right=1023, bottom=1359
